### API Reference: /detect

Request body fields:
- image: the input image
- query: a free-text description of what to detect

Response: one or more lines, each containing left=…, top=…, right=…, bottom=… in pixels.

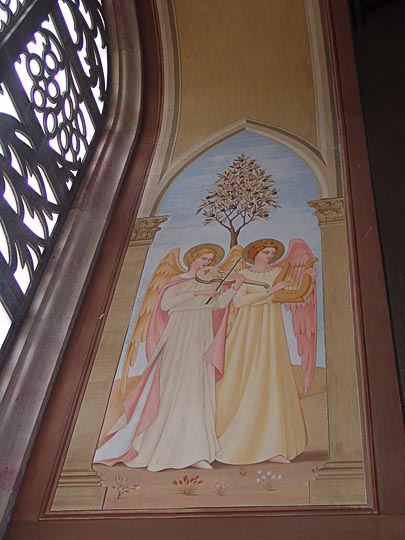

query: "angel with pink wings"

left=215, top=237, right=317, bottom=465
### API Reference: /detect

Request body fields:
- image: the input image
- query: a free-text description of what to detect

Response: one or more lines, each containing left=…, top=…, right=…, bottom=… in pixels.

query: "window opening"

left=0, top=0, right=108, bottom=361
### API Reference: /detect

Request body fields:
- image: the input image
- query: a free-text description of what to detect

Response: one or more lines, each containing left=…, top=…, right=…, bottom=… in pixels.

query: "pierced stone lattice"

left=0, top=0, right=108, bottom=357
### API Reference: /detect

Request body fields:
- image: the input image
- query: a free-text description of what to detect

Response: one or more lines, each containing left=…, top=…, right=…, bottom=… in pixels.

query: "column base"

left=309, top=460, right=367, bottom=505
left=51, top=469, right=106, bottom=511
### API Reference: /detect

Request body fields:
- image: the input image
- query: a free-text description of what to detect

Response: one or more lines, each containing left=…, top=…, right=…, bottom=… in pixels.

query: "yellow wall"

left=172, top=0, right=316, bottom=160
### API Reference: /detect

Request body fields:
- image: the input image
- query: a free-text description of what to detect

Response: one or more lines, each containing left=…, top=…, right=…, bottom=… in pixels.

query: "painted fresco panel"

left=49, top=1, right=367, bottom=514
left=92, top=133, right=327, bottom=509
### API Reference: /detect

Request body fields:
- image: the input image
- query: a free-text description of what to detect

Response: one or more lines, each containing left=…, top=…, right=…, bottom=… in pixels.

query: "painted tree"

left=197, top=153, right=280, bottom=247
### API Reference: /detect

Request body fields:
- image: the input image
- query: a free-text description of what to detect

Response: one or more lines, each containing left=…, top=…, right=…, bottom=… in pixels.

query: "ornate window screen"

left=0, top=0, right=108, bottom=361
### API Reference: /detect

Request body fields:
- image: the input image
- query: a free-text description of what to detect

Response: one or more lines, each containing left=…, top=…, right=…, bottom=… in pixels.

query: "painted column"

left=307, top=198, right=365, bottom=504
left=52, top=216, right=168, bottom=511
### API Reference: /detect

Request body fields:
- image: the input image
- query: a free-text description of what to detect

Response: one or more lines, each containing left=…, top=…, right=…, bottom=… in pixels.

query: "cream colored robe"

left=216, top=267, right=307, bottom=464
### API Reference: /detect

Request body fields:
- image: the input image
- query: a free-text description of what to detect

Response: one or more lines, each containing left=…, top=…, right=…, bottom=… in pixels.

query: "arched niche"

left=138, top=119, right=337, bottom=218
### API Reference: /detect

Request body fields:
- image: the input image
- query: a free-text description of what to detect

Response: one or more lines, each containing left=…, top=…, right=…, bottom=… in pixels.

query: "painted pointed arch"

left=146, top=119, right=334, bottom=217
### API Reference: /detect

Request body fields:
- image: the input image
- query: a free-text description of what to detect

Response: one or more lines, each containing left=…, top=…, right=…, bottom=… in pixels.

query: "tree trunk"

left=229, top=227, right=239, bottom=248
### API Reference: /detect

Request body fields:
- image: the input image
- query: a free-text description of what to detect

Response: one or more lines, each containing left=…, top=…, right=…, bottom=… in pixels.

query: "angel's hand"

left=194, top=289, right=220, bottom=299
left=304, top=268, right=317, bottom=281
left=232, top=273, right=247, bottom=291
left=267, top=280, right=294, bottom=294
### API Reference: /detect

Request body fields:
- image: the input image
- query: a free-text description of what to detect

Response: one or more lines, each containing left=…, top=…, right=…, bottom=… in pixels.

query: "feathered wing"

left=219, top=244, right=244, bottom=274
left=218, top=245, right=245, bottom=334
left=119, top=248, right=185, bottom=394
left=276, top=238, right=317, bottom=393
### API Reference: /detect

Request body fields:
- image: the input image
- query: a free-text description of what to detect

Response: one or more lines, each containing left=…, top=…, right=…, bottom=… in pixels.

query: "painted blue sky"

left=116, top=131, right=325, bottom=379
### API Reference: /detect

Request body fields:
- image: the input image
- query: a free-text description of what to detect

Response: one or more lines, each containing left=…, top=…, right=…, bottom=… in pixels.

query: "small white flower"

left=261, top=475, right=266, bottom=481
left=277, top=474, right=282, bottom=480
left=256, top=478, right=261, bottom=484
left=257, top=469, right=262, bottom=475
left=267, top=471, right=272, bottom=476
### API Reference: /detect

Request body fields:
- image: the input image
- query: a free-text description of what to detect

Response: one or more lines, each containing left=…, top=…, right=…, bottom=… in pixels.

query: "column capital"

left=129, top=215, right=169, bottom=246
left=307, top=197, right=345, bottom=225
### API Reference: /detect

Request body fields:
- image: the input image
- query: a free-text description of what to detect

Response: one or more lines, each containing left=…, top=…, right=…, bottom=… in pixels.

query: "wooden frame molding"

left=329, top=0, right=405, bottom=519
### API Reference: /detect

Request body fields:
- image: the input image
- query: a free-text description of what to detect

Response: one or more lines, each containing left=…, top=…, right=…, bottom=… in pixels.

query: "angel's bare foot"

left=267, top=455, right=291, bottom=464
left=192, top=460, right=213, bottom=469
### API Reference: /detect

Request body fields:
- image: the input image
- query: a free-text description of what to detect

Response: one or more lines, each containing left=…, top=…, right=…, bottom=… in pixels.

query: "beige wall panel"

left=172, top=0, right=317, bottom=160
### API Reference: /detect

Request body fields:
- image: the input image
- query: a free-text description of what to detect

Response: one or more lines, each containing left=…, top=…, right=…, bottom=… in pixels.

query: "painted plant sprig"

left=213, top=480, right=228, bottom=496
left=256, top=469, right=282, bottom=491
left=172, top=474, right=203, bottom=496
left=113, top=476, right=140, bottom=499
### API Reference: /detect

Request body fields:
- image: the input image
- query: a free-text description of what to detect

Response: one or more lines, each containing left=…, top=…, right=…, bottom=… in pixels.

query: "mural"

left=48, top=1, right=367, bottom=514
left=85, top=132, right=334, bottom=509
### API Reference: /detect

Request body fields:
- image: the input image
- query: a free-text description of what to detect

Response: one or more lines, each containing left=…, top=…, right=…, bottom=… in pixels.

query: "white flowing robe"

left=94, top=278, right=235, bottom=471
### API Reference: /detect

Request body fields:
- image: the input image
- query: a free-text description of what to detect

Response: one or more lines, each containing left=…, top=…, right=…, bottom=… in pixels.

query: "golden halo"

left=183, top=243, right=225, bottom=268
left=242, top=238, right=285, bottom=264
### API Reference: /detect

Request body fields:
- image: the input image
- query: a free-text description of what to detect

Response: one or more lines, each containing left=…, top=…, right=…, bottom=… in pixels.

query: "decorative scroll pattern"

left=0, top=0, right=108, bottom=358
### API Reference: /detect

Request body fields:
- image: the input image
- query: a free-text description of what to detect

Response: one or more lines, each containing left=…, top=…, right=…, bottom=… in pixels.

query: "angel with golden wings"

left=94, top=243, right=246, bottom=472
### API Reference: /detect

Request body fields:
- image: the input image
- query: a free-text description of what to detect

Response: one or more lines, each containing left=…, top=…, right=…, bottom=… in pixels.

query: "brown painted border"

left=328, top=0, right=405, bottom=517
left=6, top=0, right=405, bottom=538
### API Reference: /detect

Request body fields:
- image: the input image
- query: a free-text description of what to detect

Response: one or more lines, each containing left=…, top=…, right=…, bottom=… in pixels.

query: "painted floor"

left=96, top=447, right=328, bottom=510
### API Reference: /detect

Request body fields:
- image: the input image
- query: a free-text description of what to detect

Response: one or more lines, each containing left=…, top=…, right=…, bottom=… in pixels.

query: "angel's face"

left=255, top=246, right=276, bottom=264
left=190, top=252, right=215, bottom=271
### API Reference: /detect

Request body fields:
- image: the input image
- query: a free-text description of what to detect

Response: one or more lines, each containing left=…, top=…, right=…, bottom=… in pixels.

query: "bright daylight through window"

left=0, top=0, right=108, bottom=361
